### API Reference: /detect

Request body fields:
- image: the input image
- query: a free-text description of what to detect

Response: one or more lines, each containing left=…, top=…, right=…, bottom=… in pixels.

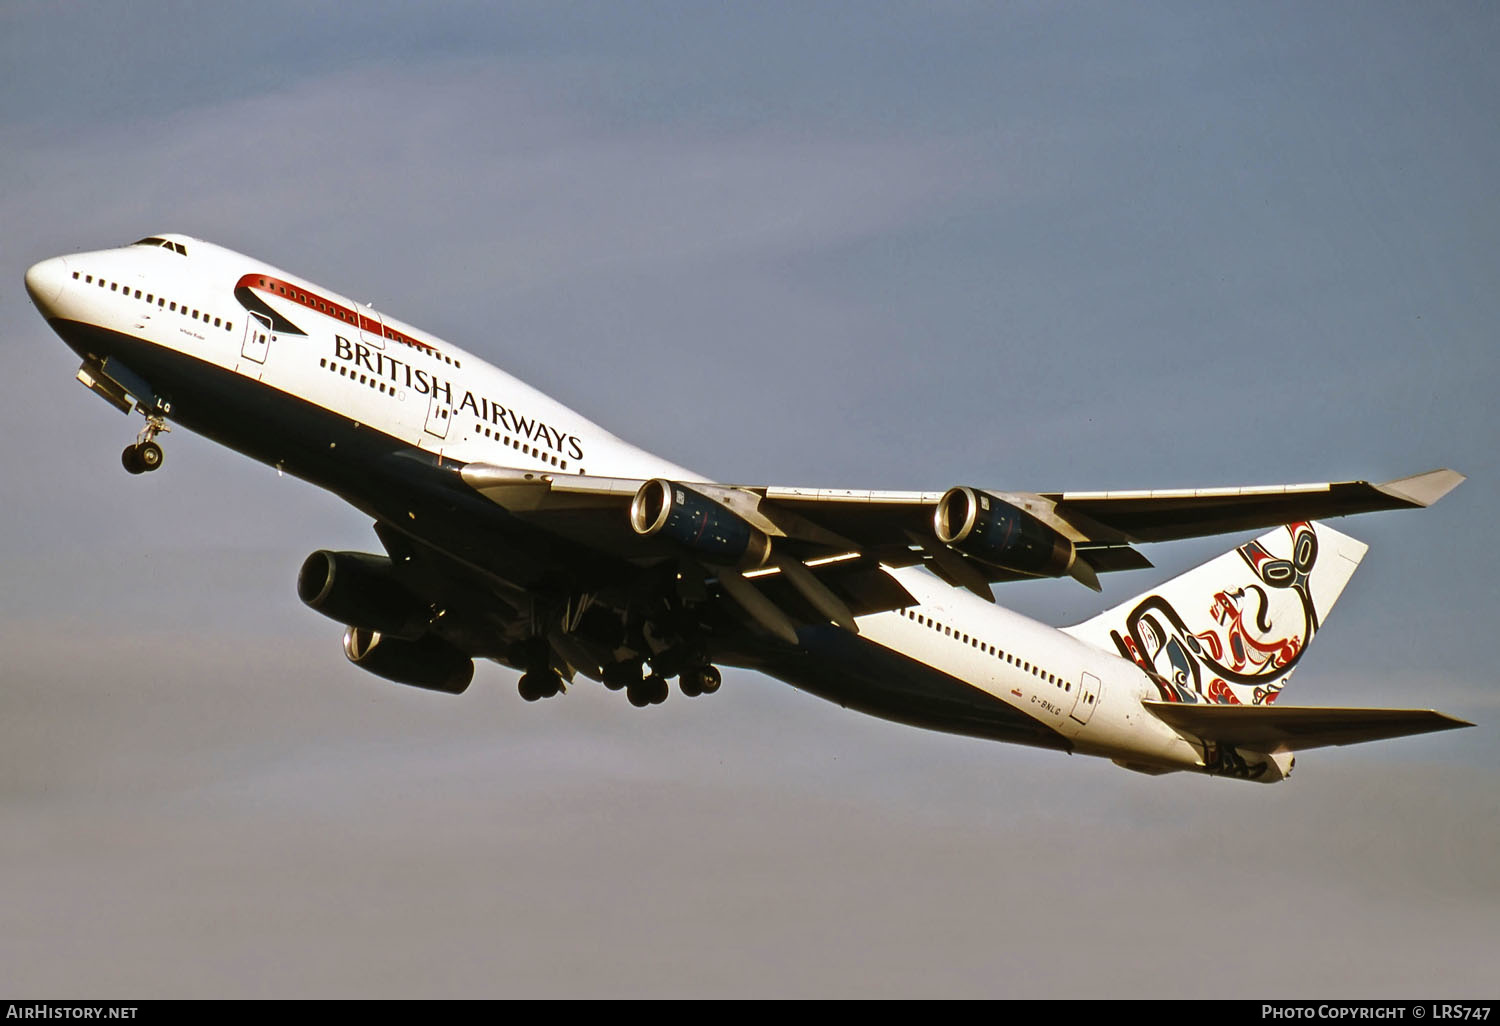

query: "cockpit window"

left=131, top=237, right=187, bottom=255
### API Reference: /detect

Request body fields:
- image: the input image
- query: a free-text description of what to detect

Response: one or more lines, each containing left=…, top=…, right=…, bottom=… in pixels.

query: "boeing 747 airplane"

left=24, top=234, right=1470, bottom=782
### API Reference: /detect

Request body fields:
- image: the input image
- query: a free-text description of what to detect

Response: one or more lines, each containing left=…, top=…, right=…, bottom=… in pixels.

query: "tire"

left=122, top=445, right=145, bottom=475
left=647, top=674, right=669, bottom=705
left=518, top=673, right=543, bottom=702
left=137, top=441, right=164, bottom=471
left=602, top=660, right=637, bottom=691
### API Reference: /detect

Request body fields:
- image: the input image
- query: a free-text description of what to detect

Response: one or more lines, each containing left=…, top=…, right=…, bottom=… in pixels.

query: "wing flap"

left=746, top=556, right=918, bottom=622
left=1143, top=701, right=1473, bottom=752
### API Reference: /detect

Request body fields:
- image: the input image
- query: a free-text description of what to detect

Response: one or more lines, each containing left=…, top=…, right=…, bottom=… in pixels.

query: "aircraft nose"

left=24, top=256, right=68, bottom=312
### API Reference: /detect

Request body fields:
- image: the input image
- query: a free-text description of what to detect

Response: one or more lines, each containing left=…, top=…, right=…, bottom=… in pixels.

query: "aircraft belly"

left=733, top=625, right=1073, bottom=751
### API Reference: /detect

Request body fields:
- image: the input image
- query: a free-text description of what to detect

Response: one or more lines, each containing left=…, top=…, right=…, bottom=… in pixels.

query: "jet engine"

left=297, top=550, right=430, bottom=639
left=933, top=487, right=1078, bottom=578
left=629, top=479, right=772, bottom=569
left=342, top=626, right=474, bottom=694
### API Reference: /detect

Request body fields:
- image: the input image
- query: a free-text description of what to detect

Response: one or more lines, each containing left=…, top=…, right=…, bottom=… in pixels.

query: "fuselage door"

left=1070, top=671, right=1103, bottom=725
left=241, top=312, right=271, bottom=364
left=357, top=304, right=386, bottom=351
left=424, top=394, right=452, bottom=439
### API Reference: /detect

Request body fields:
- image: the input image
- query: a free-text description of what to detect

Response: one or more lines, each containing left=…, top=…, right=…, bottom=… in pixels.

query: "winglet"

left=1375, top=468, right=1465, bottom=508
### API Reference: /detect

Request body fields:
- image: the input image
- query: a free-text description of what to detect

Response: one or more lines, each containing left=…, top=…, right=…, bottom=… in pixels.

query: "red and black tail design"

left=1062, top=522, right=1367, bottom=706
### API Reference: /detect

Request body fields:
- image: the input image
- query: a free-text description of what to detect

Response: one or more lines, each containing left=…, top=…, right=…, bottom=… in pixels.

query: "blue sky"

left=2, top=1, right=1496, bottom=997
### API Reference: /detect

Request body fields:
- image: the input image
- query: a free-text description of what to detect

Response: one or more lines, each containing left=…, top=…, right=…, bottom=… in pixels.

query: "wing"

left=333, top=466, right=1460, bottom=696
left=460, top=465, right=1464, bottom=602
left=1034, top=467, right=1465, bottom=543
left=1143, top=701, right=1473, bottom=753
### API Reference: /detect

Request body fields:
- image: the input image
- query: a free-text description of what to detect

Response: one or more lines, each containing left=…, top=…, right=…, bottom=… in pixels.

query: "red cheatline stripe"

left=234, top=273, right=437, bottom=353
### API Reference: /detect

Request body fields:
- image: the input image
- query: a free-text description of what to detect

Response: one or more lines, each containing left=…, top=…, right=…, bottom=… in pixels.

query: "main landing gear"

left=512, top=638, right=566, bottom=702
left=601, top=658, right=721, bottom=706
left=626, top=673, right=670, bottom=708
left=122, top=415, right=169, bottom=475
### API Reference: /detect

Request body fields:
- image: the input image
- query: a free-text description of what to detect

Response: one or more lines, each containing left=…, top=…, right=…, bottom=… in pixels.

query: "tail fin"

left=1061, top=521, right=1367, bottom=706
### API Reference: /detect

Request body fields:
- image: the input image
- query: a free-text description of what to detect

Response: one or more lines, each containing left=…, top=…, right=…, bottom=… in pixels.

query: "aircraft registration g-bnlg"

left=25, top=234, right=1471, bottom=783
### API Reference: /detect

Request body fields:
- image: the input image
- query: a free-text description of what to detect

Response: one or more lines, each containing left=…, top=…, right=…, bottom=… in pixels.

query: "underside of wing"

left=1143, top=701, right=1473, bottom=753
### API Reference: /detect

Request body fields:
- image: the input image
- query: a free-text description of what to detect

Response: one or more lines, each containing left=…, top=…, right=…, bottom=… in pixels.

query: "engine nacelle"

left=629, top=479, right=772, bottom=569
left=342, top=626, right=474, bottom=694
left=297, top=550, right=429, bottom=639
left=933, top=487, right=1077, bottom=578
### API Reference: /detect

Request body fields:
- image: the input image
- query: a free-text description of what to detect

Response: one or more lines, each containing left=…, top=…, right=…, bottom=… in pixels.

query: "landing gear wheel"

left=602, top=659, right=641, bottom=692
left=647, top=673, right=669, bottom=705
left=121, top=415, right=169, bottom=476
left=678, top=665, right=720, bottom=697
left=627, top=673, right=670, bottom=707
left=136, top=440, right=163, bottom=472
left=518, top=670, right=563, bottom=702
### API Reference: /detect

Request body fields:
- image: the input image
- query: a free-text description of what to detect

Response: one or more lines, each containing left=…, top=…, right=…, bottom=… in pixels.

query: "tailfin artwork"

left=1063, top=521, right=1367, bottom=706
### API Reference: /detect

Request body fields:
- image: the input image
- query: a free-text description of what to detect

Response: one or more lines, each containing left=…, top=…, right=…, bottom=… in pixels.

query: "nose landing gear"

left=122, top=415, right=170, bottom=475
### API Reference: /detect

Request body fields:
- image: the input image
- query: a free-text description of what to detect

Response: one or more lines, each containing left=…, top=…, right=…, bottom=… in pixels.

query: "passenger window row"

left=74, top=270, right=233, bottom=333
left=898, top=607, right=1072, bottom=693
left=473, top=421, right=567, bottom=470
left=312, top=364, right=572, bottom=472
left=319, top=357, right=397, bottom=396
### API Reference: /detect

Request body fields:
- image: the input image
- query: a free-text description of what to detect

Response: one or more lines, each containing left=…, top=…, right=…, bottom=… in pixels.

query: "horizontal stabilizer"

left=1143, top=701, right=1472, bottom=753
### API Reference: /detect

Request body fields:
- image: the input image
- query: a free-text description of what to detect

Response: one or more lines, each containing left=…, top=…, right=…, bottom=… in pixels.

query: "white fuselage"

left=26, top=235, right=1207, bottom=774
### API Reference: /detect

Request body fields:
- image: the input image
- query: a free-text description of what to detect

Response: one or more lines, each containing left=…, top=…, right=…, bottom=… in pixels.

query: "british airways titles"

left=331, top=334, right=584, bottom=461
